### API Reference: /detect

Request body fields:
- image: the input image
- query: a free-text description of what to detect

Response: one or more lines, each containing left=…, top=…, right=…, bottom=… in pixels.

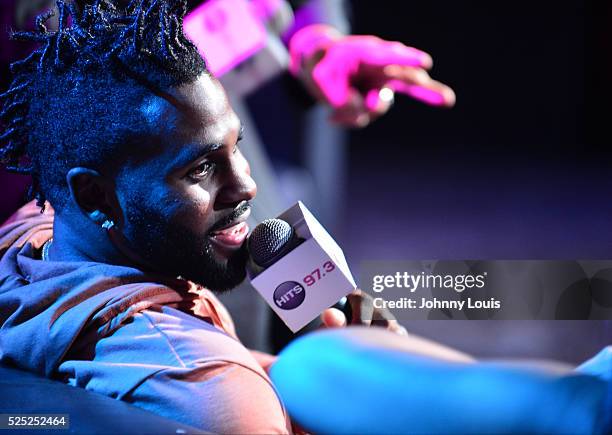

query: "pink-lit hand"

left=289, top=25, right=456, bottom=127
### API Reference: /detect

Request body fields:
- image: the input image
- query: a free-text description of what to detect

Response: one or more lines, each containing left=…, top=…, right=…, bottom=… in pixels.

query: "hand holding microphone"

left=246, top=202, right=406, bottom=335
left=321, top=290, right=407, bottom=336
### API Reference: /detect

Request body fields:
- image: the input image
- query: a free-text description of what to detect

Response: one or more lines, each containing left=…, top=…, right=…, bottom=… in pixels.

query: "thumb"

left=321, top=308, right=347, bottom=328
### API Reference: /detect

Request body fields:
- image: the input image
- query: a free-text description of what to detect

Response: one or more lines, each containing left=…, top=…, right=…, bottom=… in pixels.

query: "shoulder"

left=119, top=305, right=257, bottom=368
left=61, top=305, right=291, bottom=433
left=0, top=200, right=53, bottom=253
left=1, top=201, right=54, bottom=227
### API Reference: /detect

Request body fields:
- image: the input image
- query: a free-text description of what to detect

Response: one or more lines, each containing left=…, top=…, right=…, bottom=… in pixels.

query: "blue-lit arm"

left=271, top=328, right=610, bottom=434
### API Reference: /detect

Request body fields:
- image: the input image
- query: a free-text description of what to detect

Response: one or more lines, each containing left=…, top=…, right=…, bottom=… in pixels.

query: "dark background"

left=345, top=0, right=612, bottom=261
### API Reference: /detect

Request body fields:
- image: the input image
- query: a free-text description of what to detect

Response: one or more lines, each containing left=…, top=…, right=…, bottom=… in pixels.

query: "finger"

left=383, top=65, right=456, bottom=107
left=358, top=38, right=433, bottom=69
left=321, top=308, right=347, bottom=328
left=383, top=65, right=432, bottom=85
left=384, top=65, right=456, bottom=107
left=329, top=89, right=372, bottom=128
left=346, top=289, right=373, bottom=326
left=329, top=109, right=371, bottom=128
left=388, top=78, right=456, bottom=107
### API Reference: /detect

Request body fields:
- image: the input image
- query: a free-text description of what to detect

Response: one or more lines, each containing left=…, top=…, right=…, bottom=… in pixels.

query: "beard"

left=123, top=200, right=249, bottom=292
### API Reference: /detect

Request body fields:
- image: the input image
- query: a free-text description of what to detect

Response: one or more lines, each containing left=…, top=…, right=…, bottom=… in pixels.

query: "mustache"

left=208, top=201, right=251, bottom=234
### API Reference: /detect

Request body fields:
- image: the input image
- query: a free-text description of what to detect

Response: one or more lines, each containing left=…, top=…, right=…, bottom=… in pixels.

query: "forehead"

left=138, top=73, right=239, bottom=150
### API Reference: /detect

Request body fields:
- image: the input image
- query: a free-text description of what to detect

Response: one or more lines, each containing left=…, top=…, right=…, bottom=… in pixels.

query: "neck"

left=50, top=212, right=161, bottom=274
left=50, top=213, right=125, bottom=265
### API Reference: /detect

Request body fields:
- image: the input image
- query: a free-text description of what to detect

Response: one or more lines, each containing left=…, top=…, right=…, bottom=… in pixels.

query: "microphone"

left=247, top=202, right=356, bottom=332
left=248, top=218, right=302, bottom=269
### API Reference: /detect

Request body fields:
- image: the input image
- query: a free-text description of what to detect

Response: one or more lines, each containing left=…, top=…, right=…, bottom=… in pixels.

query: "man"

left=2, top=3, right=610, bottom=434
left=0, top=0, right=455, bottom=351
left=0, top=0, right=413, bottom=432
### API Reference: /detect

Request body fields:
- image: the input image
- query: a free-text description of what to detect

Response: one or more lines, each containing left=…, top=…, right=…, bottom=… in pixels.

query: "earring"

left=90, top=210, right=106, bottom=225
left=102, top=219, right=115, bottom=231
left=90, top=210, right=115, bottom=231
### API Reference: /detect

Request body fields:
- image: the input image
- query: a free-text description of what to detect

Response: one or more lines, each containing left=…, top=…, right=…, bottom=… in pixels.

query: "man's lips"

left=210, top=221, right=249, bottom=247
left=209, top=207, right=251, bottom=248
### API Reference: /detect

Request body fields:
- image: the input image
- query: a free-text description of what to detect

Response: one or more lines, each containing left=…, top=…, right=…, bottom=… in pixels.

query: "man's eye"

left=189, top=161, right=214, bottom=180
left=233, top=137, right=243, bottom=154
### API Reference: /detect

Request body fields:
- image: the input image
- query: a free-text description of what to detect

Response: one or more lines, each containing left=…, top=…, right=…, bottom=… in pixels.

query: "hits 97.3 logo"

left=273, top=281, right=306, bottom=310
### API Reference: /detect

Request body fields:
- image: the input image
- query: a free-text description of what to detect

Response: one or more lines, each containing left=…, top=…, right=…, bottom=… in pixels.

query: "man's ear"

left=66, top=167, right=119, bottom=225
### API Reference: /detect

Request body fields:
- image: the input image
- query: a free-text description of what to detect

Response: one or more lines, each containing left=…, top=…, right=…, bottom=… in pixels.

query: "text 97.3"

left=304, top=261, right=336, bottom=286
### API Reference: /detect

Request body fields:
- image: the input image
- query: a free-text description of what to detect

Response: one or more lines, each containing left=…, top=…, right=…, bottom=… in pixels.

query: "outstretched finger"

left=383, top=65, right=456, bottom=107
left=358, top=39, right=433, bottom=69
left=389, top=79, right=456, bottom=107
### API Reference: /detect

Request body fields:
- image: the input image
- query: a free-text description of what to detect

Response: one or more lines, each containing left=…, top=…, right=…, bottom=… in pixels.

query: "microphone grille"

left=249, top=219, right=294, bottom=267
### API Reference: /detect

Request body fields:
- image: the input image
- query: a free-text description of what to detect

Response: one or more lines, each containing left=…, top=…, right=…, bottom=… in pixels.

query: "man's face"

left=114, top=73, right=257, bottom=291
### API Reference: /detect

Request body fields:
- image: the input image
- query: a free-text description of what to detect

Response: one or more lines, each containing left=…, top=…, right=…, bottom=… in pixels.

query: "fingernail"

left=443, top=88, right=457, bottom=107
left=420, top=53, right=433, bottom=68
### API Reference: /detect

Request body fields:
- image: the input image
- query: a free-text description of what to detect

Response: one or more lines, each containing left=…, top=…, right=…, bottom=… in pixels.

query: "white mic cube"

left=248, top=202, right=357, bottom=332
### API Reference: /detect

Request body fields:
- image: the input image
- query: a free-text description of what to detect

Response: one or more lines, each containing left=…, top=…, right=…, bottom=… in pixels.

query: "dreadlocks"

left=0, top=0, right=207, bottom=210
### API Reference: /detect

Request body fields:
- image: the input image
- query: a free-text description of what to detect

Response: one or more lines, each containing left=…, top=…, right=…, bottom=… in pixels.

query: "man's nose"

left=214, top=158, right=257, bottom=209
